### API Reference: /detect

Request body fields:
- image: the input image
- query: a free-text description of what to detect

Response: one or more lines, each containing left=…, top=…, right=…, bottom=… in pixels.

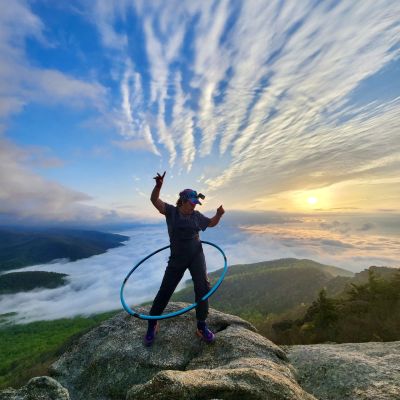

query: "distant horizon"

left=1, top=207, right=399, bottom=274
left=1, top=207, right=400, bottom=229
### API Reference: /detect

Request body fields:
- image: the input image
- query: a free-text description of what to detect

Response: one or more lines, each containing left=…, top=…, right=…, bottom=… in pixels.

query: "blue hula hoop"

left=120, top=240, right=227, bottom=320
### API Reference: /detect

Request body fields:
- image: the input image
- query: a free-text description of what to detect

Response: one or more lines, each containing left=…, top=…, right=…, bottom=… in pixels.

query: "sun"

left=307, top=196, right=318, bottom=206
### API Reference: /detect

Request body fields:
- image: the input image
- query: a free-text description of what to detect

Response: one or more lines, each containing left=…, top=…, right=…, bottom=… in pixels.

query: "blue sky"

left=1, top=0, right=399, bottom=225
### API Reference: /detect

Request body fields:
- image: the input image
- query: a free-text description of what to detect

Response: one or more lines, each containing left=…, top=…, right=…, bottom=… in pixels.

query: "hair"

left=176, top=198, right=185, bottom=207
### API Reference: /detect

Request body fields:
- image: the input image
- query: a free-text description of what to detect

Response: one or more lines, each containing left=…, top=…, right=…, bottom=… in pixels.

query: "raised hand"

left=217, top=205, right=225, bottom=216
left=153, top=171, right=166, bottom=188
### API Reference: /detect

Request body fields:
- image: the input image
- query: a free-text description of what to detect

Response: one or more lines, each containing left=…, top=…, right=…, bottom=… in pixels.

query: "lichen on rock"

left=0, top=376, right=69, bottom=400
left=288, top=341, right=400, bottom=400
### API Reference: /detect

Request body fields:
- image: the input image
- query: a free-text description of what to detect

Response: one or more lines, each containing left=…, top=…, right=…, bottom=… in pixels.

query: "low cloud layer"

left=1, top=215, right=398, bottom=324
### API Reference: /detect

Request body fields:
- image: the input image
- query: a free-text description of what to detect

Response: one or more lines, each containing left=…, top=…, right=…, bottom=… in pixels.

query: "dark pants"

left=150, top=246, right=210, bottom=321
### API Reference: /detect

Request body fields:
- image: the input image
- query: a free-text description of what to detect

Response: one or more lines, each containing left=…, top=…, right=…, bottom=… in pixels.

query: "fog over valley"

left=1, top=211, right=399, bottom=324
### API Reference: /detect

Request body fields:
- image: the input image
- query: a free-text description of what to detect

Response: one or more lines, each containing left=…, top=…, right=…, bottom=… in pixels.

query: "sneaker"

left=144, top=321, right=159, bottom=347
left=196, top=321, right=215, bottom=343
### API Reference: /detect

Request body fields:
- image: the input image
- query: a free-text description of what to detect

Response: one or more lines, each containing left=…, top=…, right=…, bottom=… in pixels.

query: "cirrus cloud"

left=85, top=0, right=400, bottom=209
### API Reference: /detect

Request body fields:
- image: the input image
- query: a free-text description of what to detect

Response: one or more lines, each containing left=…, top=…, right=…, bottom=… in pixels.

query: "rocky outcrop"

left=0, top=376, right=69, bottom=400
left=49, top=302, right=315, bottom=400
left=2, top=303, right=400, bottom=399
left=288, top=341, right=400, bottom=400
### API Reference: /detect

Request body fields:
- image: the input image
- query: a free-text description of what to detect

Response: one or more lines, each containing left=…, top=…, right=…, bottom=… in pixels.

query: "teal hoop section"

left=120, top=240, right=227, bottom=320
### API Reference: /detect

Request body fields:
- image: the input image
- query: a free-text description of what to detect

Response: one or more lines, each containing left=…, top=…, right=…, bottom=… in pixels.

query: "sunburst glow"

left=307, top=196, right=318, bottom=206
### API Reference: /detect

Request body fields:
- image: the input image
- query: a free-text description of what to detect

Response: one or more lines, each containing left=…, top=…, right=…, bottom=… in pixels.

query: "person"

left=144, top=171, right=225, bottom=346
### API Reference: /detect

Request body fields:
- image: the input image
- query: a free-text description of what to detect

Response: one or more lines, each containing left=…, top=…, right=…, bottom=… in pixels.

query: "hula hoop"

left=120, top=240, right=227, bottom=320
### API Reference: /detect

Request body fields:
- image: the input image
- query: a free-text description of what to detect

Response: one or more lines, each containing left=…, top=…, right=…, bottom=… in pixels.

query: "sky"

left=0, top=0, right=399, bottom=225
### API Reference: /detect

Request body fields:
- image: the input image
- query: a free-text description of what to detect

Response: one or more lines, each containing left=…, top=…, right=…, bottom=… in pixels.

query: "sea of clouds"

left=0, top=214, right=399, bottom=324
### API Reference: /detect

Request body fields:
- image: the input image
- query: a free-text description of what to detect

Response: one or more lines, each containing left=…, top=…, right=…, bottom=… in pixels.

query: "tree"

left=302, top=289, right=338, bottom=342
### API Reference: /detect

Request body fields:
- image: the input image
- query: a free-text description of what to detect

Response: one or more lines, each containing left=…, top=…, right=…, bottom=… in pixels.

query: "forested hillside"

left=172, top=258, right=353, bottom=321
left=269, top=267, right=400, bottom=344
left=0, top=271, right=68, bottom=294
left=0, top=228, right=129, bottom=272
left=173, top=259, right=400, bottom=344
left=0, top=311, right=119, bottom=390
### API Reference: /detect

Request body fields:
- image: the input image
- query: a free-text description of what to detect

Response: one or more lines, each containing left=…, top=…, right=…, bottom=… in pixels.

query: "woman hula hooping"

left=144, top=171, right=225, bottom=346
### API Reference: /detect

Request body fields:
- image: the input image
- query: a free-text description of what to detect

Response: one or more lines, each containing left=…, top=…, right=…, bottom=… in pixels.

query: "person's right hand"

left=153, top=171, right=166, bottom=188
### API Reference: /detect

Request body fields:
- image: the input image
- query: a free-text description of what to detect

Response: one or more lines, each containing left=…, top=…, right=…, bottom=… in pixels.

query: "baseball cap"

left=179, top=189, right=203, bottom=205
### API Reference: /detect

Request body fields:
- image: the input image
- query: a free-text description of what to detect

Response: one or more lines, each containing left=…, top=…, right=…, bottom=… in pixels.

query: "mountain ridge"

left=215, top=257, right=354, bottom=278
left=173, top=258, right=354, bottom=319
left=0, top=228, right=129, bottom=273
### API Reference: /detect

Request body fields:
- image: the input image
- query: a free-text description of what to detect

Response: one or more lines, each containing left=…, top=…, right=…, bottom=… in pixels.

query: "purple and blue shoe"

left=144, top=321, right=159, bottom=347
left=196, top=321, right=215, bottom=343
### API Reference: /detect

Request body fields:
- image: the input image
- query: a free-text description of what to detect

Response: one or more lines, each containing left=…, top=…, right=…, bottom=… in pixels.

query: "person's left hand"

left=217, top=205, right=225, bottom=216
